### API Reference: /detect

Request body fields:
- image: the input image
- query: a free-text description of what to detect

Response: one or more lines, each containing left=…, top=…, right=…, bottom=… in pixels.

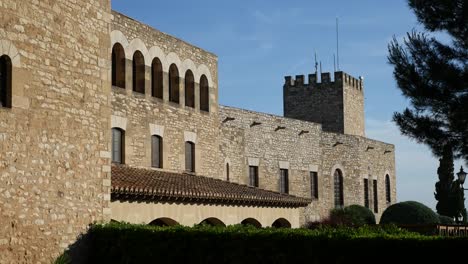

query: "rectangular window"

left=364, top=179, right=369, bottom=208
left=185, top=142, right=195, bottom=172
left=151, top=136, right=163, bottom=168
left=249, top=166, right=258, bottom=187
left=373, top=179, right=378, bottom=213
left=112, top=128, right=123, bottom=164
left=310, top=172, right=318, bottom=199
left=280, top=169, right=289, bottom=194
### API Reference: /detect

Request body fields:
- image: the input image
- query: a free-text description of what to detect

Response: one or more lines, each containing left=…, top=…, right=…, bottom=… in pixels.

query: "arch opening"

left=334, top=169, right=344, bottom=208
left=169, top=64, right=180, bottom=103
left=185, top=70, right=195, bottom=108
left=241, top=218, right=262, bottom=228
left=149, top=218, right=179, bottom=227
left=199, top=217, right=226, bottom=227
left=272, top=218, right=291, bottom=228
left=0, top=55, right=12, bottom=108
left=112, top=43, right=126, bottom=88
left=200, top=74, right=209, bottom=112
left=151, top=57, right=163, bottom=99
left=132, top=51, right=145, bottom=94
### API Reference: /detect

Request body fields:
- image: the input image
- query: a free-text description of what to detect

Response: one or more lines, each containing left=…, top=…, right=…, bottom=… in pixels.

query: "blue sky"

left=112, top=0, right=464, bottom=209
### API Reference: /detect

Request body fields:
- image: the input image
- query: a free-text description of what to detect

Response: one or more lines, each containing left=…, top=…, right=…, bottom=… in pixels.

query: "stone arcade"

left=0, top=1, right=395, bottom=263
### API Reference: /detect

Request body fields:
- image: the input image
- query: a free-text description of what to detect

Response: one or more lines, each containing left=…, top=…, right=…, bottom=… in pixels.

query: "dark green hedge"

left=381, top=201, right=440, bottom=225
left=83, top=222, right=467, bottom=264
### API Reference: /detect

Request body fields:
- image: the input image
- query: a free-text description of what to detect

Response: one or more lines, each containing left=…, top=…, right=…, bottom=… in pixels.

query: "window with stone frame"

left=169, top=64, right=180, bottom=103
left=151, top=135, right=163, bottom=168
left=200, top=74, right=209, bottom=112
left=364, top=178, right=369, bottom=208
left=185, top=141, right=195, bottom=172
left=0, top=55, right=12, bottom=108
left=249, top=166, right=259, bottom=187
left=373, top=179, right=378, bottom=213
left=111, top=43, right=126, bottom=88
left=310, top=171, right=318, bottom=199
left=385, top=174, right=391, bottom=204
left=334, top=169, right=344, bottom=208
left=132, top=51, right=145, bottom=94
left=226, top=163, right=230, bottom=181
left=280, top=169, right=289, bottom=194
left=185, top=70, right=195, bottom=108
left=151, top=57, right=163, bottom=99
left=112, top=128, right=125, bottom=164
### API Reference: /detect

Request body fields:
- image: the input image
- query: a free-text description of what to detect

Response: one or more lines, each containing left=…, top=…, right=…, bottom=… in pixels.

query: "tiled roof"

left=111, top=165, right=311, bottom=208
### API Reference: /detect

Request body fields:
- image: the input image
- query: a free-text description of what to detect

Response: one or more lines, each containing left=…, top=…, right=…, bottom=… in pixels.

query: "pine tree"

left=387, top=0, right=468, bottom=162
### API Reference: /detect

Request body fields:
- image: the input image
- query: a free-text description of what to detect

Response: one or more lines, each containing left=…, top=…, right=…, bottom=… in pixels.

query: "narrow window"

left=385, top=174, right=391, bottom=203
left=112, top=128, right=124, bottom=164
left=249, top=166, right=259, bottom=187
left=310, top=171, right=318, bottom=199
left=280, top=169, right=289, bottom=194
left=0, top=55, right=12, bottom=108
left=151, top=135, right=163, bottom=168
left=169, top=64, right=179, bottom=103
left=226, top=163, right=230, bottom=181
left=200, top=75, right=209, bottom=112
left=373, top=179, right=378, bottom=213
left=112, top=43, right=126, bottom=88
left=185, top=141, right=195, bottom=172
left=364, top=179, right=369, bottom=208
left=151, top=58, right=163, bottom=99
left=132, top=51, right=145, bottom=94
left=334, top=169, right=344, bottom=208
left=185, top=70, right=195, bottom=108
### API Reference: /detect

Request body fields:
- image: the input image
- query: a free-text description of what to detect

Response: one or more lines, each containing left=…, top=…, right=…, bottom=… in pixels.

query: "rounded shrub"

left=380, top=201, right=440, bottom=225
left=328, top=205, right=376, bottom=226
left=438, top=215, right=455, bottom=225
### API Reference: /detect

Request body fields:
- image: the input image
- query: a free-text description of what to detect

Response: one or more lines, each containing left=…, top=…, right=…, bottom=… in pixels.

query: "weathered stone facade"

left=284, top=72, right=365, bottom=137
left=0, top=2, right=397, bottom=263
left=0, top=0, right=112, bottom=263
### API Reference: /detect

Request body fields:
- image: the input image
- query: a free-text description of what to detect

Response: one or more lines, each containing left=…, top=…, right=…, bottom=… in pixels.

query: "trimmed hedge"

left=380, top=201, right=440, bottom=225
left=330, top=204, right=376, bottom=225
left=80, top=222, right=467, bottom=263
left=439, top=215, right=455, bottom=225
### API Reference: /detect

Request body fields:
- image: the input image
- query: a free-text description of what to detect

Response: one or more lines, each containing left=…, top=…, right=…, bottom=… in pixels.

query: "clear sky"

left=112, top=0, right=464, bottom=209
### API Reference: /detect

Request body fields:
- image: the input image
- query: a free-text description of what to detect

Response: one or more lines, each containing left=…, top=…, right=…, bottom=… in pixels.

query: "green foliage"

left=387, top=0, right=468, bottom=162
left=380, top=201, right=440, bottom=225
left=84, top=222, right=468, bottom=263
left=53, top=253, right=70, bottom=264
left=438, top=215, right=455, bottom=225
left=342, top=204, right=376, bottom=225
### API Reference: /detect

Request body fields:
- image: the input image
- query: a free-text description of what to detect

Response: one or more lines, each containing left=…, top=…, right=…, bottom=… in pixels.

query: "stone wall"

left=0, top=1, right=112, bottom=263
left=220, top=106, right=395, bottom=224
left=110, top=12, right=222, bottom=178
left=283, top=72, right=365, bottom=137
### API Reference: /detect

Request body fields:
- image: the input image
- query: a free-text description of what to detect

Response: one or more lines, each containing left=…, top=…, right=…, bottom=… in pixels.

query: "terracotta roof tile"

left=111, top=165, right=311, bottom=208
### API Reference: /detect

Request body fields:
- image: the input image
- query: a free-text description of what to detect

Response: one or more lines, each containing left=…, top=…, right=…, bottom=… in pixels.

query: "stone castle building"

left=0, top=1, right=396, bottom=263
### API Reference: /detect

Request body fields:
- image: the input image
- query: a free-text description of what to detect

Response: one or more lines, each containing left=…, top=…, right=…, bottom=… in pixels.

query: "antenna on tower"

left=336, top=17, right=340, bottom=71
left=314, top=51, right=318, bottom=75
left=319, top=61, right=322, bottom=75
left=333, top=54, right=336, bottom=72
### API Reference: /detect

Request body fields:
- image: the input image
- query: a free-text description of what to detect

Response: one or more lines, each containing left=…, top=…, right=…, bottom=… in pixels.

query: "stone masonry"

left=0, top=1, right=397, bottom=263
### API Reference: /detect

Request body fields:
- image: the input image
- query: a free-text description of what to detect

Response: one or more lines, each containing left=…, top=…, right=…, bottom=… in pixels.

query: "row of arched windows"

left=334, top=169, right=392, bottom=209
left=111, top=127, right=195, bottom=172
left=147, top=217, right=291, bottom=228
left=112, top=43, right=210, bottom=112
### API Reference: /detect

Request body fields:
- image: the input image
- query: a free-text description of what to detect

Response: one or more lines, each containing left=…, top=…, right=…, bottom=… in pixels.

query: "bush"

left=341, top=205, right=376, bottom=225
left=84, top=222, right=466, bottom=264
left=438, top=215, right=455, bottom=225
left=380, top=201, right=440, bottom=225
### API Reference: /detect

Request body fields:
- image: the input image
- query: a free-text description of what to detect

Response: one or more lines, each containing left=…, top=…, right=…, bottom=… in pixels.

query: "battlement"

left=284, top=71, right=363, bottom=91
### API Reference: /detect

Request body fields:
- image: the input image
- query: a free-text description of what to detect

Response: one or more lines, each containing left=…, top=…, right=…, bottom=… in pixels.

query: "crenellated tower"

left=283, top=71, right=365, bottom=137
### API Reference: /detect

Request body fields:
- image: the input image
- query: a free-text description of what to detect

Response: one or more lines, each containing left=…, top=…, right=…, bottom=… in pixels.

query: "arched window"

left=199, top=218, right=225, bottom=227
left=385, top=174, right=391, bottom=203
left=151, top=58, right=163, bottom=99
left=112, top=128, right=125, bottom=164
left=184, top=70, right=195, bottom=108
left=200, top=75, right=209, bottom=112
left=272, top=218, right=291, bottom=228
left=169, top=64, right=179, bottom=103
left=151, top=135, right=163, bottom=168
left=226, top=163, right=230, bottom=181
left=132, top=51, right=145, bottom=94
left=241, top=218, right=261, bottom=228
left=0, top=55, right=12, bottom=108
left=334, top=169, right=344, bottom=208
left=149, top=218, right=178, bottom=227
left=112, top=43, right=126, bottom=88
left=185, top=141, right=195, bottom=172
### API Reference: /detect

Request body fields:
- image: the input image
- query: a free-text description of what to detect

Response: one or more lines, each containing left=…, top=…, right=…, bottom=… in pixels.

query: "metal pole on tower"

left=336, top=17, right=340, bottom=71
